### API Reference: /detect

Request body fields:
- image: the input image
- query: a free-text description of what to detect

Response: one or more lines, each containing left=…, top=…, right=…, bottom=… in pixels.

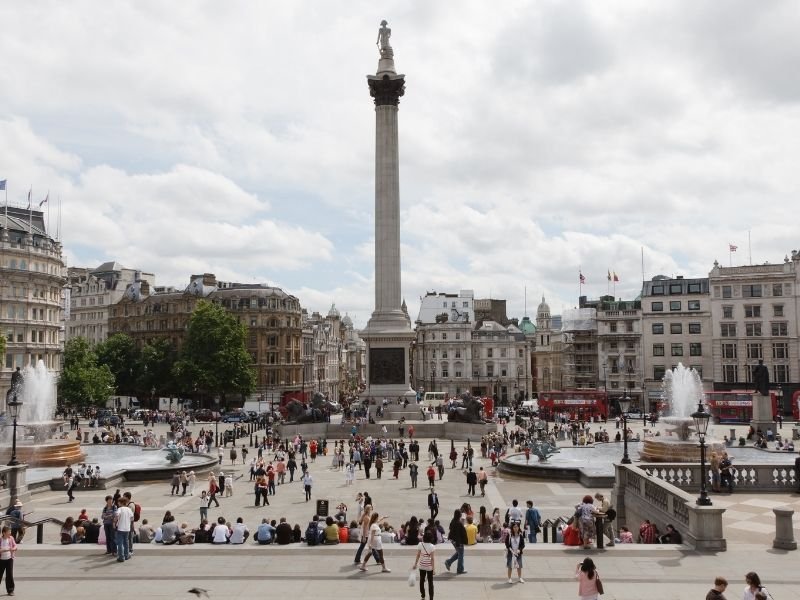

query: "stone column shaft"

left=374, top=104, right=401, bottom=313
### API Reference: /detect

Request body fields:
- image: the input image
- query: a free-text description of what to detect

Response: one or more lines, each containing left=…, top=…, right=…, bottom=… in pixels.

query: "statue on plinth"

left=376, top=20, right=393, bottom=58
left=753, top=359, right=770, bottom=396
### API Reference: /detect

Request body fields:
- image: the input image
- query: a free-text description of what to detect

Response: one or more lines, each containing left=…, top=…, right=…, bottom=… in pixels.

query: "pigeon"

left=188, top=588, right=210, bottom=598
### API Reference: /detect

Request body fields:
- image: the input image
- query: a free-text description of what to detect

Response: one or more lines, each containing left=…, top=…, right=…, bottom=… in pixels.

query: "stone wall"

left=639, top=462, right=798, bottom=493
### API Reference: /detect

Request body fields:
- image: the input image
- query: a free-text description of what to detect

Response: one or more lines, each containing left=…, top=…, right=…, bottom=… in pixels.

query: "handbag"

left=408, top=569, right=418, bottom=587
left=595, top=574, right=604, bottom=595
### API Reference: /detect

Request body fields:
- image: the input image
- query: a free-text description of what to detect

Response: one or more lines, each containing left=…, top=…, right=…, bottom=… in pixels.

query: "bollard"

left=730, top=428, right=737, bottom=442
left=773, top=508, right=797, bottom=550
left=595, top=516, right=604, bottom=549
left=249, top=433, right=253, bottom=447
left=37, top=523, right=44, bottom=544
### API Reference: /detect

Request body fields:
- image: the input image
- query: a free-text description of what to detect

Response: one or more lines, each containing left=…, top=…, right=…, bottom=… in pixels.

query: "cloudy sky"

left=2, top=1, right=798, bottom=326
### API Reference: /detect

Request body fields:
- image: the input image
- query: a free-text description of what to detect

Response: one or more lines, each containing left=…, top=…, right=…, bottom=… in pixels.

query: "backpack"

left=133, top=503, right=142, bottom=522
left=305, top=523, right=319, bottom=546
left=606, top=507, right=616, bottom=522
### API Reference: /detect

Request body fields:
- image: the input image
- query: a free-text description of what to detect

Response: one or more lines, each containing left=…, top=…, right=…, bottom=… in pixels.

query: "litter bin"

left=316, top=499, right=329, bottom=517
left=792, top=428, right=799, bottom=441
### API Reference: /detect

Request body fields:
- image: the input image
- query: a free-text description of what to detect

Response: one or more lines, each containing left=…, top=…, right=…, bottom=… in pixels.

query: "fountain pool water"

left=641, top=363, right=724, bottom=462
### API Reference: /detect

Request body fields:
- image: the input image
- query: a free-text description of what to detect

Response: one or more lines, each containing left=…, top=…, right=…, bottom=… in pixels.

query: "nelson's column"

left=360, top=20, right=416, bottom=401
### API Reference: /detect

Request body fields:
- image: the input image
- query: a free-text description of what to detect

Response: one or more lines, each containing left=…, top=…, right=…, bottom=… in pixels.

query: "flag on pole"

left=0, top=180, right=6, bottom=191
left=39, top=193, right=49, bottom=207
left=579, top=272, right=586, bottom=284
left=729, top=244, right=737, bottom=252
left=613, top=272, right=619, bottom=283
left=26, top=188, right=31, bottom=209
left=607, top=270, right=611, bottom=281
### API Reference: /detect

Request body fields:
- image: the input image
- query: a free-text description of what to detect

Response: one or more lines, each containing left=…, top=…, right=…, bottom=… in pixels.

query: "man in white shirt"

left=303, top=472, right=313, bottom=502
left=229, top=517, right=250, bottom=544
left=114, top=497, right=135, bottom=562
left=506, top=499, right=523, bottom=525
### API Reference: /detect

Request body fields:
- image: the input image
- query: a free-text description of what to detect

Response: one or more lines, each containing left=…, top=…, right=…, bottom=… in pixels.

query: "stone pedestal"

left=773, top=508, right=797, bottom=550
left=750, top=393, right=774, bottom=436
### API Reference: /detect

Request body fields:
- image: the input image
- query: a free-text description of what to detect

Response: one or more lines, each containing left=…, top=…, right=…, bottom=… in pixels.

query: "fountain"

left=640, top=363, right=724, bottom=462
left=1, top=361, right=86, bottom=467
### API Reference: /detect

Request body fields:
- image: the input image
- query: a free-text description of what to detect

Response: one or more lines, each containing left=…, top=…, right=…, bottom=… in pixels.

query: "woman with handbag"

left=505, top=522, right=525, bottom=583
left=576, top=557, right=602, bottom=599
left=412, top=529, right=436, bottom=600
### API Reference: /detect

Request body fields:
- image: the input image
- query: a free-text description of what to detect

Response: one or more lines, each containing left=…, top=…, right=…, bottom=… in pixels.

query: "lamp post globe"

left=691, top=401, right=713, bottom=506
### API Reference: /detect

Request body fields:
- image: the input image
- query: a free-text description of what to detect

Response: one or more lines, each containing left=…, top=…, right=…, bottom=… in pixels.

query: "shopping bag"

left=408, top=570, right=418, bottom=587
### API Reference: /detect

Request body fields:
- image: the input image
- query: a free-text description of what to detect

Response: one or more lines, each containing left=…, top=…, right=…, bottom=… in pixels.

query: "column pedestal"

left=750, top=393, right=774, bottom=437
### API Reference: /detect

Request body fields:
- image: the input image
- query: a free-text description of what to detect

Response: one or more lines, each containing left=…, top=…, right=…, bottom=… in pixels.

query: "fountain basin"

left=640, top=438, right=725, bottom=462
left=0, top=439, right=86, bottom=467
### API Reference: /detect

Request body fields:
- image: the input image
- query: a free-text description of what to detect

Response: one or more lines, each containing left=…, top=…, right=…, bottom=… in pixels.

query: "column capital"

left=367, top=74, right=405, bottom=107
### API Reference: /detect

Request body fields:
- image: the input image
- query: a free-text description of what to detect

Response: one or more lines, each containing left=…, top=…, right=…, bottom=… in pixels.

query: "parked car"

left=221, top=411, right=249, bottom=423
left=195, top=409, right=221, bottom=422
left=496, top=407, right=514, bottom=420
left=97, top=412, right=121, bottom=427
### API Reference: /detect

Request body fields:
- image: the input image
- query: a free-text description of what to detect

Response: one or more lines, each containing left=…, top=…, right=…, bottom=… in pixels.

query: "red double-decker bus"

left=703, top=391, right=779, bottom=423
left=538, top=390, right=609, bottom=421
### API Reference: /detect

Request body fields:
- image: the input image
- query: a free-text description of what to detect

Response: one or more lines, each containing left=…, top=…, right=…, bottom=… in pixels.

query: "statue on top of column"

left=377, top=20, right=393, bottom=58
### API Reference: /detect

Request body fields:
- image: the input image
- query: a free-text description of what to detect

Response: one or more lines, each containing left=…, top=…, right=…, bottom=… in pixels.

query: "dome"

left=342, top=313, right=353, bottom=328
left=537, top=295, right=550, bottom=316
left=519, top=316, right=536, bottom=334
left=327, top=303, right=341, bottom=318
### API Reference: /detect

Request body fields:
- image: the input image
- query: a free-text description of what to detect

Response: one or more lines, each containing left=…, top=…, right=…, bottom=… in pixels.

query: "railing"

left=640, top=463, right=799, bottom=492
left=0, top=515, right=65, bottom=544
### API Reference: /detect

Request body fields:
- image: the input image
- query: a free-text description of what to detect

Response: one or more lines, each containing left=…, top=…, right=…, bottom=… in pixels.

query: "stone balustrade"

left=611, top=463, right=726, bottom=551
left=639, top=462, right=798, bottom=492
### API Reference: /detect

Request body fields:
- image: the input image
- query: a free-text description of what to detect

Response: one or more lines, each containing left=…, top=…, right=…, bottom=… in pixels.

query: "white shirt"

left=369, top=523, right=383, bottom=550
left=229, top=523, right=248, bottom=544
left=303, top=474, right=313, bottom=487
left=212, top=524, right=229, bottom=543
left=115, top=506, right=134, bottom=532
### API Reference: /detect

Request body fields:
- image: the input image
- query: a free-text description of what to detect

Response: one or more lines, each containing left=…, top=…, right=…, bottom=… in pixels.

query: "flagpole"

left=28, top=186, right=32, bottom=234
left=641, top=247, right=645, bottom=284
left=729, top=246, right=732, bottom=268
left=748, top=230, right=752, bottom=265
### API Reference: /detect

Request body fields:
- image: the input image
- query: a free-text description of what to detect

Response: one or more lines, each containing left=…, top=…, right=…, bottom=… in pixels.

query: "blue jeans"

left=116, top=530, right=130, bottom=561
left=527, top=529, right=538, bottom=543
left=354, top=539, right=368, bottom=563
left=445, top=544, right=465, bottom=573
left=104, top=523, right=116, bottom=554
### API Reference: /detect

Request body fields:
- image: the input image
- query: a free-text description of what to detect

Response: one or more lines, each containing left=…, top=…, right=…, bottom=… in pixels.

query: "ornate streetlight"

left=618, top=394, right=632, bottom=464
left=691, top=401, right=713, bottom=506
left=7, top=394, right=22, bottom=466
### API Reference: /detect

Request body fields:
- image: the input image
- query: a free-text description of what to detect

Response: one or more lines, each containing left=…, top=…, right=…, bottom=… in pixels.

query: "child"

left=618, top=526, right=633, bottom=543
left=199, top=491, right=210, bottom=522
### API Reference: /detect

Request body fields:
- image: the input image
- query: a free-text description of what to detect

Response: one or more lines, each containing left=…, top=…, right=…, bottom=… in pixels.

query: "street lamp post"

left=618, top=395, right=632, bottom=464
left=7, top=394, right=22, bottom=466
left=431, top=366, right=436, bottom=393
left=692, top=401, right=713, bottom=506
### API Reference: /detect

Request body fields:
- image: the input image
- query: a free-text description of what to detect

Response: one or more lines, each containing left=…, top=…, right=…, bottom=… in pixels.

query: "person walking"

left=477, top=467, right=488, bottom=497
left=426, top=465, right=436, bottom=488
left=101, top=495, right=117, bottom=555
left=113, top=497, right=134, bottom=563
left=302, top=471, right=313, bottom=502
left=575, top=557, right=601, bottom=600
left=524, top=500, right=542, bottom=544
left=705, top=576, right=728, bottom=600
left=170, top=472, right=180, bottom=496
left=409, top=461, right=419, bottom=488
left=359, top=513, right=391, bottom=573
left=427, top=489, right=439, bottom=520
left=743, top=572, right=769, bottom=600
left=465, top=469, right=477, bottom=496
left=199, top=491, right=210, bottom=522
left=443, top=509, right=467, bottom=574
left=187, top=471, right=196, bottom=496
left=412, top=529, right=436, bottom=600
left=594, top=493, right=615, bottom=547
left=505, top=522, right=525, bottom=584
left=353, top=505, right=373, bottom=564
left=0, top=526, right=17, bottom=596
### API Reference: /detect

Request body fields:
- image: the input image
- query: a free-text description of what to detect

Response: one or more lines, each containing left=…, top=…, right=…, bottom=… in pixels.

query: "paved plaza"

left=9, top=418, right=800, bottom=599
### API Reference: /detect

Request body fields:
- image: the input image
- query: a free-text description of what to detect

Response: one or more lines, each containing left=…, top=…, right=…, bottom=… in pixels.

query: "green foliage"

left=173, top=300, right=256, bottom=403
left=95, top=333, right=141, bottom=395
left=0, top=334, right=6, bottom=360
left=59, top=337, right=116, bottom=407
left=138, top=338, right=178, bottom=398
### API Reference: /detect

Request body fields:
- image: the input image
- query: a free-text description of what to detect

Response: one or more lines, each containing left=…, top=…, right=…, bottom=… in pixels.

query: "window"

left=670, top=323, right=682, bottom=334
left=774, top=365, right=789, bottom=383
left=442, top=333, right=447, bottom=340
left=669, top=283, right=682, bottom=294
left=609, top=322, right=617, bottom=333
left=652, top=285, right=664, bottom=295
left=722, top=286, right=732, bottom=299
left=455, top=350, right=461, bottom=359
left=487, top=348, right=493, bottom=358
left=723, top=364, right=738, bottom=383
left=455, top=369, right=462, bottom=378
left=742, top=284, right=762, bottom=298
left=455, top=333, right=461, bottom=340
left=774, top=305, right=784, bottom=317
left=689, top=343, right=702, bottom=356
left=486, top=365, right=494, bottom=377
left=500, top=348, right=506, bottom=358
left=688, top=300, right=700, bottom=311
left=744, top=305, right=761, bottom=318
left=463, top=301, right=468, bottom=307
left=722, top=343, right=737, bottom=359
left=688, top=282, right=702, bottom=294
left=441, top=366, right=449, bottom=378
left=652, top=323, right=664, bottom=334
left=651, top=302, right=663, bottom=312
left=722, top=305, right=733, bottom=319
left=773, top=343, right=788, bottom=360
left=771, top=322, right=788, bottom=336
left=653, top=366, right=666, bottom=380
left=653, top=344, right=665, bottom=357
left=671, top=343, right=683, bottom=356
left=746, top=343, right=762, bottom=360
left=720, top=323, right=736, bottom=337
left=626, top=321, right=634, bottom=333
left=745, top=323, right=762, bottom=337
left=773, top=283, right=783, bottom=297
left=442, top=351, right=448, bottom=359
left=688, top=323, right=701, bottom=334
left=669, top=301, right=681, bottom=311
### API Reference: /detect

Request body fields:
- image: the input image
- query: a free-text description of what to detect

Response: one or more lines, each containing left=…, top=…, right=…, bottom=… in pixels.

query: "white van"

left=422, top=392, right=447, bottom=408
left=519, top=400, right=539, bottom=416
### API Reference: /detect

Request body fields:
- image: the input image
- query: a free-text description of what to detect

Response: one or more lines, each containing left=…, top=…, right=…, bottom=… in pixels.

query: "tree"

left=95, top=333, right=142, bottom=395
left=59, top=337, right=116, bottom=407
left=0, top=335, right=5, bottom=362
left=173, top=300, right=256, bottom=408
left=138, top=338, right=178, bottom=400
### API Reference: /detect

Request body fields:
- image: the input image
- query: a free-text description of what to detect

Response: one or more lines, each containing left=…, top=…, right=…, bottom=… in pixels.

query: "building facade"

left=641, top=275, right=713, bottom=411
left=709, top=255, right=800, bottom=397
left=534, top=296, right=563, bottom=393
left=67, top=262, right=155, bottom=345
left=0, top=207, right=66, bottom=409
left=306, top=305, right=344, bottom=402
left=596, top=297, right=643, bottom=408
